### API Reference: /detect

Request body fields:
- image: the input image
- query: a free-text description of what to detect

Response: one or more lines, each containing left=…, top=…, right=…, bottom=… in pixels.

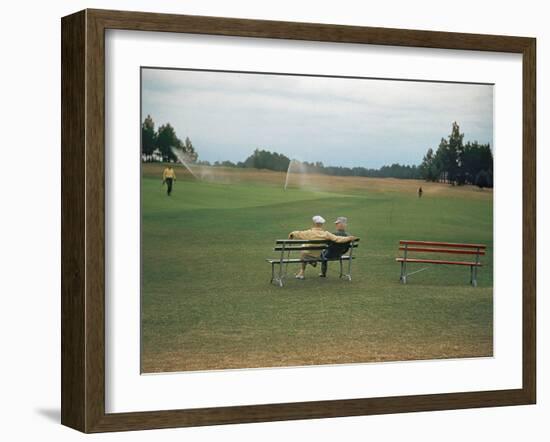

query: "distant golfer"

left=319, top=216, right=353, bottom=278
left=418, top=186, right=423, bottom=198
left=162, top=165, right=176, bottom=196
left=289, top=215, right=357, bottom=280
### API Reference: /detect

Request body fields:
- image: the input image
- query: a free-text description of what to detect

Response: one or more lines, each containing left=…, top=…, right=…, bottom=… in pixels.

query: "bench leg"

left=277, top=259, right=285, bottom=287
left=270, top=264, right=285, bottom=287
left=400, top=261, right=407, bottom=284
left=338, top=259, right=352, bottom=281
left=272, top=275, right=284, bottom=287
left=471, top=266, right=478, bottom=287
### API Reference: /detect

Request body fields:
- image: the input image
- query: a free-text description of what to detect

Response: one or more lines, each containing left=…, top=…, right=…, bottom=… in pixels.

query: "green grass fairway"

left=141, top=164, right=493, bottom=373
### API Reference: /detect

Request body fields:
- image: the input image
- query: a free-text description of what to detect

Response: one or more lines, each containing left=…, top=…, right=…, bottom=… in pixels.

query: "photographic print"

left=140, top=68, right=494, bottom=374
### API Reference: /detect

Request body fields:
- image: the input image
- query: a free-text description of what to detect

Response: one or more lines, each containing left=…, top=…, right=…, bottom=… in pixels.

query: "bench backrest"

left=275, top=238, right=360, bottom=252
left=398, top=240, right=486, bottom=262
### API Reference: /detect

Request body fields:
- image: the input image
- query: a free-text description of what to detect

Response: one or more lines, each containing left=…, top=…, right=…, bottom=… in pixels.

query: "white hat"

left=312, top=215, right=326, bottom=224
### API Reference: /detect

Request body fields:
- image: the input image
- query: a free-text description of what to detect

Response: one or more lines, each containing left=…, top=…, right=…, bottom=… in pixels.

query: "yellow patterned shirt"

left=163, top=168, right=176, bottom=180
left=288, top=227, right=353, bottom=257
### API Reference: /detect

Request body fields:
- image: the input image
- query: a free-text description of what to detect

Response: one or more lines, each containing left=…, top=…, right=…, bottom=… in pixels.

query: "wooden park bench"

left=396, top=240, right=486, bottom=286
left=267, top=238, right=360, bottom=287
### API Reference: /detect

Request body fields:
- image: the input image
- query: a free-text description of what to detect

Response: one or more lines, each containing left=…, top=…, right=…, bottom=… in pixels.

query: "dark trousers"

left=321, top=259, right=328, bottom=276
left=320, top=248, right=346, bottom=276
left=165, top=178, right=174, bottom=195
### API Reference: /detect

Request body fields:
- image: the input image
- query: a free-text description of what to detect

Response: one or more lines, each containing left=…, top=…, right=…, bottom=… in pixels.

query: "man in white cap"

left=288, top=215, right=357, bottom=279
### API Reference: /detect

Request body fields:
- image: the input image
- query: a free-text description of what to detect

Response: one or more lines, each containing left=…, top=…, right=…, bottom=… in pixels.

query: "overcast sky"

left=141, top=68, right=493, bottom=169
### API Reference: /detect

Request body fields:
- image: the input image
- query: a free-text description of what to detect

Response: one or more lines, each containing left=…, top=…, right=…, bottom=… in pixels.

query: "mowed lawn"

left=141, top=164, right=493, bottom=373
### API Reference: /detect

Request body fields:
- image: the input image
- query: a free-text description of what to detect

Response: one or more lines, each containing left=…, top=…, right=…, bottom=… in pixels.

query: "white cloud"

left=142, top=68, right=493, bottom=168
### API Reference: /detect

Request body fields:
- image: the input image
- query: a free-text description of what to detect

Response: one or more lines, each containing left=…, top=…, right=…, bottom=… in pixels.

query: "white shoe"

left=295, top=274, right=305, bottom=280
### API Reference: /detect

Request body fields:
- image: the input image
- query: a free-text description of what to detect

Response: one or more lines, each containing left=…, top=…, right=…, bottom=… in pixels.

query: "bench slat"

left=399, top=240, right=486, bottom=249
left=276, top=239, right=331, bottom=244
left=396, top=257, right=482, bottom=266
left=276, top=238, right=360, bottom=245
left=267, top=256, right=354, bottom=264
left=399, top=246, right=485, bottom=255
left=274, top=246, right=327, bottom=251
left=274, top=243, right=359, bottom=252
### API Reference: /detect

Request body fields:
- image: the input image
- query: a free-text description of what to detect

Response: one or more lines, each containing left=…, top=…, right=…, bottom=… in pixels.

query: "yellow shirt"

left=163, top=168, right=176, bottom=180
left=288, top=227, right=352, bottom=257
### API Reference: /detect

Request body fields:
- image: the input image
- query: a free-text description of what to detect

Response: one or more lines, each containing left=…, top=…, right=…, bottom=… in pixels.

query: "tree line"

left=142, top=116, right=419, bottom=178
left=301, top=161, right=421, bottom=179
left=141, top=115, right=198, bottom=163
left=419, top=122, right=493, bottom=188
left=199, top=149, right=421, bottom=179
left=142, top=116, right=492, bottom=186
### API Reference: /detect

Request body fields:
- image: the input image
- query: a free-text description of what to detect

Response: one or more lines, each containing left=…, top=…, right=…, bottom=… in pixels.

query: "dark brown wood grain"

left=522, top=37, right=537, bottom=403
left=61, top=9, right=537, bottom=433
left=61, top=10, right=86, bottom=431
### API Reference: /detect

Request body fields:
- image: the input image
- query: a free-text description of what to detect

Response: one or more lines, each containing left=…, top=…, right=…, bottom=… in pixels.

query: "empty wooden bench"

left=396, top=240, right=486, bottom=286
left=267, top=238, right=360, bottom=287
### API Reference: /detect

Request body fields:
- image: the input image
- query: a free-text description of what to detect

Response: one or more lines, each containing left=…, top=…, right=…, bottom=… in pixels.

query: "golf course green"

left=141, top=163, right=493, bottom=373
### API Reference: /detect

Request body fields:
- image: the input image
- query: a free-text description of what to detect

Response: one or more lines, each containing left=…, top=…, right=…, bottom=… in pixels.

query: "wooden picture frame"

left=61, top=9, right=536, bottom=433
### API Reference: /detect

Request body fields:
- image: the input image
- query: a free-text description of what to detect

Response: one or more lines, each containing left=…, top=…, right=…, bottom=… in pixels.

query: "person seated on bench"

left=289, top=215, right=357, bottom=280
left=319, top=216, right=352, bottom=278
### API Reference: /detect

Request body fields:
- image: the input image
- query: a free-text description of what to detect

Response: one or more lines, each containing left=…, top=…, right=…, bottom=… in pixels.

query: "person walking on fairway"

left=319, top=216, right=353, bottom=278
left=162, top=165, right=176, bottom=196
left=289, top=215, right=357, bottom=280
left=418, top=186, right=423, bottom=198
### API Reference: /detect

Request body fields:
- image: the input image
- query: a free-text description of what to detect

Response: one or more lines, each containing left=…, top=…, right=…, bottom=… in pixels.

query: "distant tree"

left=419, top=148, right=439, bottom=181
left=461, top=141, right=481, bottom=184
left=211, top=160, right=238, bottom=167
left=421, top=122, right=493, bottom=187
left=448, top=122, right=465, bottom=184
left=141, top=115, right=156, bottom=161
left=468, top=142, right=493, bottom=188
left=432, top=122, right=463, bottom=184
left=478, top=143, right=494, bottom=178
left=434, top=138, right=450, bottom=183
left=141, top=116, right=201, bottom=164
left=180, top=136, right=198, bottom=162
left=243, top=149, right=291, bottom=171
left=156, top=123, right=180, bottom=162
left=475, top=170, right=490, bottom=189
